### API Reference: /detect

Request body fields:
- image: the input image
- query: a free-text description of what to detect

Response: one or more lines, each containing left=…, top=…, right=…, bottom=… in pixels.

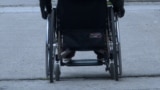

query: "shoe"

left=63, top=58, right=71, bottom=63
left=97, top=58, right=104, bottom=63
left=61, top=49, right=72, bottom=58
left=96, top=53, right=105, bottom=63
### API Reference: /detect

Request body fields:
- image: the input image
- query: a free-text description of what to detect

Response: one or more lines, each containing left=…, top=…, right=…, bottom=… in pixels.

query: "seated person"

left=39, top=0, right=125, bottom=19
left=39, top=0, right=125, bottom=63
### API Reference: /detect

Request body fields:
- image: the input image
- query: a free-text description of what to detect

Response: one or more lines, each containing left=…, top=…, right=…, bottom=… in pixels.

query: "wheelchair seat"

left=57, top=0, right=108, bottom=50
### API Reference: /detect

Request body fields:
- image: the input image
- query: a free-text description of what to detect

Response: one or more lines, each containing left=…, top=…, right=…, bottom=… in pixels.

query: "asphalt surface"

left=0, top=2, right=160, bottom=90
left=0, top=0, right=38, bottom=6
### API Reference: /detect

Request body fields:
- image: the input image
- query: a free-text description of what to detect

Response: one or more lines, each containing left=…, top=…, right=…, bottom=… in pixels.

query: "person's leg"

left=94, top=50, right=104, bottom=61
left=94, top=50, right=104, bottom=59
left=61, top=49, right=76, bottom=63
left=64, top=51, right=76, bottom=59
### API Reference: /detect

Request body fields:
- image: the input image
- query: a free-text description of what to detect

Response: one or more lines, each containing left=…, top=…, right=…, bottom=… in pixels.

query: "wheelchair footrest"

left=63, top=59, right=103, bottom=66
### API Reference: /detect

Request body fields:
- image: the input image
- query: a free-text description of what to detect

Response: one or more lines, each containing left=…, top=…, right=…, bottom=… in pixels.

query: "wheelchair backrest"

left=57, top=0, right=107, bottom=31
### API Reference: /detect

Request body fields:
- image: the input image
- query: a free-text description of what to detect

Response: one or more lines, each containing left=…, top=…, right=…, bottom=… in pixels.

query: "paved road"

left=0, top=0, right=38, bottom=6
left=0, top=2, right=160, bottom=90
left=1, top=0, right=160, bottom=7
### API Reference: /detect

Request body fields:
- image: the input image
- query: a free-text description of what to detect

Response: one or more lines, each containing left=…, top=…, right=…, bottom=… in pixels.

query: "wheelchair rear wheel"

left=45, top=23, right=49, bottom=78
left=115, top=16, right=122, bottom=76
left=48, top=14, right=54, bottom=83
left=108, top=7, right=122, bottom=81
left=46, top=9, right=56, bottom=83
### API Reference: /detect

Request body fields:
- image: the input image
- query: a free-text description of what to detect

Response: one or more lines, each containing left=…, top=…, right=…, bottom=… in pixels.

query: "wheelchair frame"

left=45, top=3, right=122, bottom=83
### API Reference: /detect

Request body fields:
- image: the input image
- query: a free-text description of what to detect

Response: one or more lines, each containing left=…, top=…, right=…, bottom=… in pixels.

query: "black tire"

left=110, top=7, right=119, bottom=81
left=48, top=9, right=56, bottom=83
left=117, top=44, right=122, bottom=76
left=109, top=63, right=115, bottom=79
left=54, top=61, right=61, bottom=81
left=45, top=15, right=50, bottom=78
left=115, top=16, right=122, bottom=76
left=49, top=52, right=54, bottom=83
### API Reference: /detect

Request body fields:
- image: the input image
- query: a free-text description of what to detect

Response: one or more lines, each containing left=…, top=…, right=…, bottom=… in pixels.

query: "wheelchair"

left=45, top=0, right=122, bottom=83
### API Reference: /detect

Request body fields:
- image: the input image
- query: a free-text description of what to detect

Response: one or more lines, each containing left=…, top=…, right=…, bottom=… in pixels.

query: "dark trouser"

left=64, top=50, right=104, bottom=59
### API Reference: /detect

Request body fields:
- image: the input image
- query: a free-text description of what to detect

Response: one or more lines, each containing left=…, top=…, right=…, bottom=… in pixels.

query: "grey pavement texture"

left=0, top=0, right=160, bottom=7
left=1, top=2, right=160, bottom=90
left=0, top=0, right=39, bottom=6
